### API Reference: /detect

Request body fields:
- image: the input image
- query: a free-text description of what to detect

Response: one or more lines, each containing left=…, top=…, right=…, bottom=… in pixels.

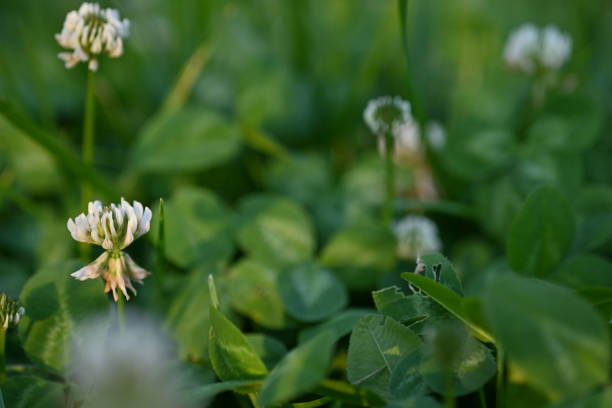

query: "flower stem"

left=116, top=293, right=125, bottom=332
left=80, top=69, right=96, bottom=259
left=382, top=131, right=395, bottom=226
left=0, top=330, right=6, bottom=383
left=479, top=388, right=488, bottom=408
left=0, top=327, right=6, bottom=383
left=444, top=368, right=455, bottom=408
left=155, top=198, right=166, bottom=306
left=496, top=346, right=505, bottom=408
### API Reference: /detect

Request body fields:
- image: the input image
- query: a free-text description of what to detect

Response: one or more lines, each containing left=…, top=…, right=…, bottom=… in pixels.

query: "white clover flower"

left=0, top=294, right=25, bottom=331
left=503, top=23, right=572, bottom=74
left=67, top=199, right=152, bottom=301
left=55, top=2, right=130, bottom=71
left=393, top=215, right=442, bottom=260
left=364, top=96, right=412, bottom=136
left=541, top=25, right=572, bottom=70
left=503, top=23, right=539, bottom=73
left=70, top=315, right=192, bottom=408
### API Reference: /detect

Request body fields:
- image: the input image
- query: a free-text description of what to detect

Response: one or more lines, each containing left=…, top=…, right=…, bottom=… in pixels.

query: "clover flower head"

left=55, top=2, right=130, bottom=71
left=71, top=315, right=192, bottom=408
left=393, top=215, right=442, bottom=260
left=0, top=294, right=25, bottom=331
left=541, top=25, right=572, bottom=70
left=67, top=199, right=152, bottom=301
left=504, top=23, right=571, bottom=74
left=364, top=96, right=412, bottom=136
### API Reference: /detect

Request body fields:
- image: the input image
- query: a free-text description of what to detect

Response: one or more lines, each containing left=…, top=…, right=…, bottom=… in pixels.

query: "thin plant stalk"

left=116, top=294, right=126, bottom=332
left=383, top=130, right=395, bottom=225
left=0, top=387, right=5, bottom=408
left=496, top=347, right=505, bottom=408
left=155, top=198, right=166, bottom=305
left=248, top=393, right=262, bottom=408
left=81, top=69, right=96, bottom=259
left=479, top=388, right=488, bottom=408
left=0, top=330, right=5, bottom=382
left=444, top=368, right=455, bottom=408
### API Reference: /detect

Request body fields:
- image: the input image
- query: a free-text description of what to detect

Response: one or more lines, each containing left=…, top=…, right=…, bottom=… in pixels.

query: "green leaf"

left=1, top=376, right=63, bottom=408
left=416, top=253, right=463, bottom=294
left=315, top=379, right=385, bottom=407
left=165, top=266, right=216, bottom=362
left=237, top=195, right=315, bottom=265
left=400, top=273, right=494, bottom=343
left=227, top=259, right=287, bottom=329
left=484, top=274, right=609, bottom=401
left=506, top=186, right=575, bottom=276
left=372, top=286, right=427, bottom=324
left=320, top=218, right=396, bottom=290
left=418, top=324, right=496, bottom=396
left=208, top=277, right=268, bottom=385
left=298, top=309, right=372, bottom=344
left=131, top=107, right=242, bottom=172
left=549, top=386, right=612, bottom=408
left=575, top=287, right=612, bottom=320
left=279, top=262, right=348, bottom=322
left=388, top=349, right=427, bottom=399
left=554, top=254, right=612, bottom=289
left=246, top=334, right=288, bottom=370
left=190, top=380, right=261, bottom=402
left=572, top=186, right=612, bottom=251
left=347, top=314, right=421, bottom=398
left=19, top=260, right=110, bottom=371
left=157, top=187, right=234, bottom=268
left=258, top=331, right=336, bottom=406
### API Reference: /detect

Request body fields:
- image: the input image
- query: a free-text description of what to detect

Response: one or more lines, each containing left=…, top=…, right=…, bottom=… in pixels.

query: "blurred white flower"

left=541, top=25, right=572, bottom=70
left=364, top=96, right=412, bottom=136
left=70, top=315, right=192, bottom=408
left=67, top=199, right=152, bottom=301
left=393, top=215, right=442, bottom=260
left=426, top=122, right=447, bottom=150
left=56, top=2, right=130, bottom=71
left=503, top=23, right=572, bottom=74
left=0, top=294, right=25, bottom=331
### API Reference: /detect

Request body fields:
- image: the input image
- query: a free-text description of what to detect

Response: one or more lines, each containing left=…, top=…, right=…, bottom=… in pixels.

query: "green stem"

left=248, top=393, right=261, bottom=408
left=116, top=293, right=125, bottom=333
left=444, top=368, right=455, bottom=408
left=0, top=387, right=5, bottom=408
left=479, top=388, right=488, bottom=408
left=292, top=397, right=332, bottom=408
left=0, top=330, right=5, bottom=383
left=496, top=347, right=505, bottom=408
left=80, top=69, right=96, bottom=259
left=382, top=131, right=395, bottom=226
left=155, top=198, right=166, bottom=306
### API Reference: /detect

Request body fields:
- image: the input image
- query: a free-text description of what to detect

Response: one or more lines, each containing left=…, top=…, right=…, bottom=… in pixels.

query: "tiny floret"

left=55, top=2, right=130, bottom=71
left=393, top=215, right=442, bottom=260
left=67, top=199, right=152, bottom=301
left=364, top=96, right=412, bottom=136
left=0, top=294, right=25, bottom=331
left=504, top=23, right=571, bottom=74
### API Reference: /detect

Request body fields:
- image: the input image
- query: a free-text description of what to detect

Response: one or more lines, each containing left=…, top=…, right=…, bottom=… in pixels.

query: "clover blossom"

left=393, top=215, right=442, bottom=260
left=504, top=24, right=572, bottom=74
left=55, top=2, right=130, bottom=71
left=0, top=294, right=25, bottom=331
left=364, top=96, right=412, bottom=137
left=67, top=199, right=152, bottom=301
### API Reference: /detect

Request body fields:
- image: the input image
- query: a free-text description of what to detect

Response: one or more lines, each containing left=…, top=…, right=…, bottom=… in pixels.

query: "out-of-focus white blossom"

left=55, top=2, right=130, bottom=71
left=426, top=122, right=447, bottom=150
left=67, top=199, right=152, bottom=301
left=541, top=25, right=572, bottom=70
left=364, top=96, right=412, bottom=136
left=504, top=23, right=571, bottom=74
left=0, top=294, right=25, bottom=331
left=70, top=315, right=192, bottom=408
left=394, top=215, right=442, bottom=260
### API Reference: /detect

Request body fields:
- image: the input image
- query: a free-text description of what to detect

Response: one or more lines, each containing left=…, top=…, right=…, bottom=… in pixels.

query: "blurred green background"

left=1, top=0, right=612, bottom=298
